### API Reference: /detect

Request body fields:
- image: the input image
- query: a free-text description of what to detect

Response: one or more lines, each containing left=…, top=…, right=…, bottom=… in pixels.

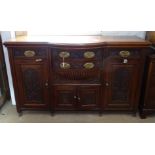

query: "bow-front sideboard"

left=4, top=35, right=153, bottom=116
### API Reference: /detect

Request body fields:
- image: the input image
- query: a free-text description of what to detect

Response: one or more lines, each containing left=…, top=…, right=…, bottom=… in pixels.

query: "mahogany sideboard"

left=4, top=35, right=152, bottom=116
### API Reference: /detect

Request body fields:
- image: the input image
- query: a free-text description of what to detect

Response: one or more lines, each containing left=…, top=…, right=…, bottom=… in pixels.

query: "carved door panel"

left=53, top=85, right=77, bottom=110
left=78, top=86, right=100, bottom=110
left=104, top=60, right=140, bottom=110
left=14, top=60, right=49, bottom=109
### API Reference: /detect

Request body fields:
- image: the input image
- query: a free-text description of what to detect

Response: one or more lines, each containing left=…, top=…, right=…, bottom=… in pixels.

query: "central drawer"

left=52, top=49, right=102, bottom=69
left=51, top=48, right=103, bottom=82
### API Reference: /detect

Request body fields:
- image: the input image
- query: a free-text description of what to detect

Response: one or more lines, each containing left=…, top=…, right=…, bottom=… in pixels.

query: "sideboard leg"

left=50, top=111, right=55, bottom=116
left=18, top=112, right=23, bottom=117
left=17, top=108, right=23, bottom=116
left=139, top=112, right=146, bottom=119
left=132, top=111, right=137, bottom=117
left=99, top=111, right=103, bottom=116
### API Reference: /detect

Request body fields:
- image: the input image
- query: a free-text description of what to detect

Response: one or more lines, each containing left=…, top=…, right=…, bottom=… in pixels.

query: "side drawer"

left=12, top=47, right=48, bottom=59
left=107, top=48, right=142, bottom=59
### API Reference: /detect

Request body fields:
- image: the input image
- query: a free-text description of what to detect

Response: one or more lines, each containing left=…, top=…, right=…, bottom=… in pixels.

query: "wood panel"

left=3, top=35, right=151, bottom=115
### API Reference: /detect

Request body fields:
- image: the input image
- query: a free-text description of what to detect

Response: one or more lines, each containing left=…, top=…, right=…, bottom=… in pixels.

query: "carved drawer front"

left=54, top=69, right=100, bottom=82
left=108, top=48, right=141, bottom=58
left=13, top=47, right=48, bottom=58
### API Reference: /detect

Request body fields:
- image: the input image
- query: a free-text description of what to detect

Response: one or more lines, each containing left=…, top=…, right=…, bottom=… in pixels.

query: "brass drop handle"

left=78, top=97, right=81, bottom=101
left=74, top=96, right=77, bottom=99
left=35, top=58, right=43, bottom=62
left=105, top=82, right=109, bottom=87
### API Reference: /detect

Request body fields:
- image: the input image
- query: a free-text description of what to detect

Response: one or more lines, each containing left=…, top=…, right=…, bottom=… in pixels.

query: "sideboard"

left=4, top=35, right=152, bottom=116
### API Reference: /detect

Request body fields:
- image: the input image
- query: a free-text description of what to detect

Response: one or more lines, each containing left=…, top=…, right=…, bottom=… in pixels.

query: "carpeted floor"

left=0, top=101, right=155, bottom=123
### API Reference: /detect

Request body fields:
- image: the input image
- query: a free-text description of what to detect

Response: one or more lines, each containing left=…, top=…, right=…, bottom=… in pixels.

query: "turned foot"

left=139, top=112, right=146, bottom=119
left=50, top=111, right=55, bottom=116
left=99, top=111, right=103, bottom=116
left=18, top=112, right=23, bottom=117
left=132, top=112, right=137, bottom=117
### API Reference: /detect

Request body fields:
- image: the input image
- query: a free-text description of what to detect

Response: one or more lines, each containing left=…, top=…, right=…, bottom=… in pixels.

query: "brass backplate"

left=59, top=51, right=70, bottom=58
left=60, top=62, right=71, bottom=69
left=119, top=51, right=130, bottom=58
left=83, top=62, right=95, bottom=69
left=24, top=50, right=36, bottom=57
left=84, top=51, right=95, bottom=58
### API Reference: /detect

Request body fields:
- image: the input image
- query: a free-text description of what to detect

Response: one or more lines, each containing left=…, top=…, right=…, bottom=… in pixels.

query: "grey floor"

left=0, top=101, right=155, bottom=123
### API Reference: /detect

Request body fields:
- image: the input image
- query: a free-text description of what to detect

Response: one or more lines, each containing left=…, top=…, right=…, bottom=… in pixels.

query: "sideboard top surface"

left=4, top=35, right=151, bottom=47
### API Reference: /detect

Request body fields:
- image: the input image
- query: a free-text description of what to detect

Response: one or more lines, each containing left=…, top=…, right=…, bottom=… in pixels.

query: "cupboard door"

left=104, top=59, right=141, bottom=110
left=78, top=86, right=100, bottom=110
left=53, top=85, right=77, bottom=110
left=14, top=60, right=49, bottom=110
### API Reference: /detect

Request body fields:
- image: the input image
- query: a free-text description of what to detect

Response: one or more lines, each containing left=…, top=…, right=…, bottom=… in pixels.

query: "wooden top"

left=4, top=35, right=151, bottom=47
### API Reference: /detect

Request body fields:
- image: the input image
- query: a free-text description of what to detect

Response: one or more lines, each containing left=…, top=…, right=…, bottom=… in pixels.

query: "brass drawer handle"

left=84, top=51, right=95, bottom=58
left=83, top=62, right=95, bottom=69
left=24, top=50, right=36, bottom=57
left=119, top=51, right=130, bottom=58
left=105, top=82, right=109, bottom=87
left=60, top=62, right=71, bottom=69
left=35, top=59, right=42, bottom=62
left=59, top=51, right=70, bottom=58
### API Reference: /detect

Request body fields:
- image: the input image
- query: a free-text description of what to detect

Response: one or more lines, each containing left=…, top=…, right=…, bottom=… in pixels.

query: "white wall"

left=101, top=31, right=146, bottom=39
left=1, top=31, right=16, bottom=105
left=1, top=31, right=146, bottom=105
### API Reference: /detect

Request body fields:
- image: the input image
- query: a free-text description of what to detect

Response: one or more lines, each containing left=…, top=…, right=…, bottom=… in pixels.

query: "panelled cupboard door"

left=53, top=85, right=77, bottom=110
left=14, top=60, right=49, bottom=110
left=78, top=86, right=100, bottom=110
left=104, top=59, right=141, bottom=110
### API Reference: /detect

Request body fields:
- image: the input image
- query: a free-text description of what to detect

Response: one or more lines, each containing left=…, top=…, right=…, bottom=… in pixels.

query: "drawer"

left=53, top=69, right=100, bottom=82
left=52, top=49, right=102, bottom=60
left=12, top=47, right=48, bottom=58
left=108, top=48, right=141, bottom=58
left=53, top=60, right=101, bottom=70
